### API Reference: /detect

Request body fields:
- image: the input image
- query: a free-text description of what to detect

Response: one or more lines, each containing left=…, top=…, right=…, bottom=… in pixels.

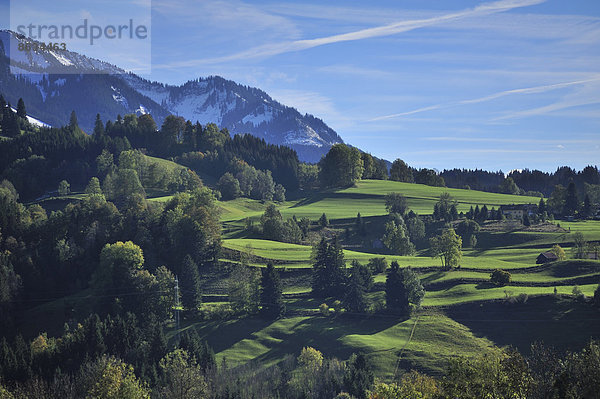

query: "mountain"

left=0, top=30, right=343, bottom=162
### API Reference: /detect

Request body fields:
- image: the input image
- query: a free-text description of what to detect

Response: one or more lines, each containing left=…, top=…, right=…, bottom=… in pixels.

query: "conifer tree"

left=93, top=113, right=105, bottom=137
left=16, top=98, right=26, bottom=119
left=385, top=261, right=409, bottom=314
left=319, top=212, right=329, bottom=227
left=311, top=237, right=347, bottom=297
left=69, top=110, right=78, bottom=129
left=343, top=268, right=368, bottom=313
left=260, top=263, right=285, bottom=318
left=180, top=255, right=202, bottom=312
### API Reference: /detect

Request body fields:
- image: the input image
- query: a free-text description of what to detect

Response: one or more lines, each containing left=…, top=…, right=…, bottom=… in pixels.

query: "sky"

left=4, top=0, right=600, bottom=172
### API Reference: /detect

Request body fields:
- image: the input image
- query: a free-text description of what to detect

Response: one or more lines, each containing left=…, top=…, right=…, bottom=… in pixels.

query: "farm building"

left=536, top=251, right=558, bottom=264
left=500, top=204, right=537, bottom=219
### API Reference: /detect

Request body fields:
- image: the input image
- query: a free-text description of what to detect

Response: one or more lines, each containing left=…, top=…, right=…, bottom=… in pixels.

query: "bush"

left=332, top=300, right=342, bottom=313
left=490, top=269, right=511, bottom=286
left=368, top=257, right=388, bottom=273
left=319, top=303, right=330, bottom=316
left=572, top=285, right=585, bottom=301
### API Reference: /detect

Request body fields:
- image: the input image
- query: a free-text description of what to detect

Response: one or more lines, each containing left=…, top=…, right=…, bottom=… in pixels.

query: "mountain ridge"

left=0, top=29, right=343, bottom=162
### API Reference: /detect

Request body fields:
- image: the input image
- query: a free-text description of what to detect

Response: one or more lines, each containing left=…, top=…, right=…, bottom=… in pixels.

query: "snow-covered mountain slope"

left=10, top=106, right=51, bottom=127
left=0, top=30, right=343, bottom=162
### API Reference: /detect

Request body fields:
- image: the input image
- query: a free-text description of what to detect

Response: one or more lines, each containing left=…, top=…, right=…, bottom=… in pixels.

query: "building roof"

left=538, top=251, right=558, bottom=260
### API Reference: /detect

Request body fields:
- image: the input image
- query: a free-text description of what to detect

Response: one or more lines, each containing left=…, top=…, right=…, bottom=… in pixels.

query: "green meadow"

left=164, top=180, right=600, bottom=377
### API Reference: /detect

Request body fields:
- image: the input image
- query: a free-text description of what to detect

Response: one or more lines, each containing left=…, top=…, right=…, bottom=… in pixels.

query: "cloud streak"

left=369, top=75, right=600, bottom=121
left=154, top=0, right=545, bottom=69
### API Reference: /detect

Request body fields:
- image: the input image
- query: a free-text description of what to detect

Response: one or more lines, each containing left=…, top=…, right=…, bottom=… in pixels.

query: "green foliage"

left=344, top=353, right=374, bottom=399
left=383, top=219, right=415, bottom=255
left=161, top=188, right=221, bottom=266
left=385, top=262, right=424, bottom=314
left=548, top=184, right=567, bottom=215
left=433, top=192, right=458, bottom=221
left=490, top=269, right=512, bottom=286
left=563, top=181, right=579, bottom=215
left=368, top=257, right=388, bottom=274
left=414, top=169, right=445, bottom=187
left=103, top=168, right=145, bottom=209
left=260, top=263, right=285, bottom=318
left=80, top=355, right=150, bottom=399
left=217, top=172, right=241, bottom=200
left=57, top=179, right=70, bottom=196
left=389, top=159, right=413, bottom=183
left=405, top=214, right=426, bottom=243
left=456, top=219, right=480, bottom=248
left=384, top=192, right=408, bottom=215
left=370, top=371, right=440, bottom=399
left=274, top=183, right=286, bottom=202
left=343, top=262, right=371, bottom=313
left=93, top=241, right=174, bottom=321
left=572, top=232, right=587, bottom=259
left=157, top=349, right=208, bottom=399
left=259, top=204, right=301, bottom=243
left=499, top=176, right=520, bottom=195
left=180, top=255, right=202, bottom=312
left=16, top=98, right=26, bottom=119
left=0, top=250, right=20, bottom=304
left=312, top=238, right=347, bottom=298
left=69, top=110, right=78, bottom=130
left=298, top=163, right=319, bottom=190
left=319, top=212, right=329, bottom=227
left=228, top=263, right=260, bottom=313
left=442, top=350, right=532, bottom=399
left=550, top=244, right=566, bottom=261
left=319, top=144, right=364, bottom=187
left=429, top=228, right=462, bottom=269
left=85, top=177, right=103, bottom=195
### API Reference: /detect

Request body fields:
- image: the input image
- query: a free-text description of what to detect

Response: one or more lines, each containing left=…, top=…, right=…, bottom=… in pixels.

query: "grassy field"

left=212, top=179, right=543, bottom=224
left=170, top=295, right=599, bottom=378
left=277, top=180, right=541, bottom=219
left=207, top=178, right=600, bottom=377
left=173, top=310, right=497, bottom=376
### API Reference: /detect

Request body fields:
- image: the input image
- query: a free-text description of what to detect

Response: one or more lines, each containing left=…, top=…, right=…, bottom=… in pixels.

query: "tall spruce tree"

left=564, top=181, right=579, bottom=215
left=16, top=98, right=26, bottom=119
left=180, top=255, right=202, bottom=312
left=69, top=110, right=79, bottom=130
left=343, top=269, right=368, bottom=313
left=311, top=237, right=347, bottom=297
left=93, top=113, right=105, bottom=137
left=260, top=263, right=285, bottom=318
left=385, top=261, right=409, bottom=314
left=344, top=353, right=375, bottom=399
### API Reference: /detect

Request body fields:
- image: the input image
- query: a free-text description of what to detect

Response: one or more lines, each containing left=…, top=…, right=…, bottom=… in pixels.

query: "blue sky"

left=4, top=0, right=600, bottom=172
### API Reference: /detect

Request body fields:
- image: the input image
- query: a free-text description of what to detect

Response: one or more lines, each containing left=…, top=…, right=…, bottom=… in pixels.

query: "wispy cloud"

left=317, top=64, right=394, bottom=79
left=493, top=78, right=600, bottom=120
left=369, top=75, right=600, bottom=121
left=423, top=136, right=599, bottom=144
left=154, top=0, right=545, bottom=69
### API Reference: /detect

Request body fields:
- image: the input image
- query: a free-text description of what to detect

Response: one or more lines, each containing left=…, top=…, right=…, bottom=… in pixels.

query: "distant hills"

left=0, top=30, right=343, bottom=162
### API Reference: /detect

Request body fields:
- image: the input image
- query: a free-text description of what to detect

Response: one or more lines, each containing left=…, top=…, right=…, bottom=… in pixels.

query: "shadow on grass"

left=191, top=316, right=275, bottom=354
left=475, top=282, right=497, bottom=289
left=188, top=308, right=406, bottom=367
left=289, top=191, right=382, bottom=209
left=253, top=314, right=404, bottom=366
left=421, top=271, right=446, bottom=285
left=444, top=296, right=600, bottom=354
